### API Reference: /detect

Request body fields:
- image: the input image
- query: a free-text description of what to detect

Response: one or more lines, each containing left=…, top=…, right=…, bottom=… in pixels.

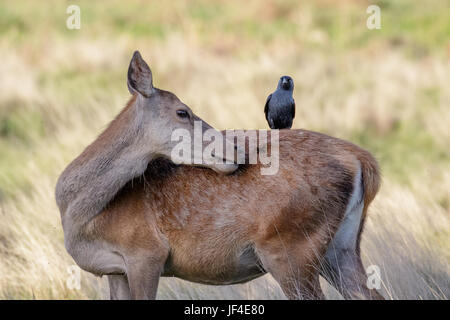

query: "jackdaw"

left=264, top=76, right=295, bottom=129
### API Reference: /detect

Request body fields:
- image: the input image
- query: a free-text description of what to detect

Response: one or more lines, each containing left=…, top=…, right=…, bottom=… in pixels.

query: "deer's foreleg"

left=125, top=251, right=168, bottom=300
left=108, top=274, right=131, bottom=300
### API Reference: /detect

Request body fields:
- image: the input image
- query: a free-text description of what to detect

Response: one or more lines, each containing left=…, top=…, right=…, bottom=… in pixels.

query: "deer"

left=55, top=51, right=384, bottom=300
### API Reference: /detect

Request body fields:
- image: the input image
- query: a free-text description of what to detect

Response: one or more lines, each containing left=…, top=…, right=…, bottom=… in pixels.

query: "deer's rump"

left=99, top=130, right=372, bottom=284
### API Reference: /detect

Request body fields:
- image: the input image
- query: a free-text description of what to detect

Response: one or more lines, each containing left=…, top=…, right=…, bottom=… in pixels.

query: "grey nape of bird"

left=264, top=75, right=295, bottom=130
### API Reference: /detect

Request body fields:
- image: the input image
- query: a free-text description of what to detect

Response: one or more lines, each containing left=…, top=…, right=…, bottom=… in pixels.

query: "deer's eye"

left=176, top=109, right=190, bottom=119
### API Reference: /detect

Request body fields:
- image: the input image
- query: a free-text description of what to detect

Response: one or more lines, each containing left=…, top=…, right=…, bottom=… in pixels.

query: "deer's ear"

left=127, top=51, right=154, bottom=97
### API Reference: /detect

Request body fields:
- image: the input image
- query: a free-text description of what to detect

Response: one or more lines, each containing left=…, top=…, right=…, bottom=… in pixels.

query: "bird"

left=264, top=75, right=295, bottom=129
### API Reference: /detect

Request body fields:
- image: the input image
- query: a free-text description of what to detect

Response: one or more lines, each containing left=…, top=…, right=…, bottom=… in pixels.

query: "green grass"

left=353, top=121, right=449, bottom=184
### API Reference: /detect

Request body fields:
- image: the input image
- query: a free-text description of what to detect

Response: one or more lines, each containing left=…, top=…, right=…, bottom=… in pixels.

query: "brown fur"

left=90, top=129, right=382, bottom=299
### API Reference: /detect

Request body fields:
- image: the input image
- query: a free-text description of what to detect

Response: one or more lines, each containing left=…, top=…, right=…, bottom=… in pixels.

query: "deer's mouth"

left=193, top=152, right=238, bottom=174
left=210, top=162, right=239, bottom=174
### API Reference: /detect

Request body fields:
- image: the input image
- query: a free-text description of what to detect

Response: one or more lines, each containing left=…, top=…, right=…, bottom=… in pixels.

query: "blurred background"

left=0, top=0, right=449, bottom=299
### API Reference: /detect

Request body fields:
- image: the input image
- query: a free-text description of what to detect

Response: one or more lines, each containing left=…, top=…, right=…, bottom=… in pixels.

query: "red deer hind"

left=55, top=51, right=384, bottom=300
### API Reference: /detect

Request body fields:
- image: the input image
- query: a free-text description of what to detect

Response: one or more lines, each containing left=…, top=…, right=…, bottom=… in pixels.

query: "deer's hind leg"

left=255, top=230, right=327, bottom=300
left=321, top=207, right=384, bottom=300
left=320, top=166, right=384, bottom=300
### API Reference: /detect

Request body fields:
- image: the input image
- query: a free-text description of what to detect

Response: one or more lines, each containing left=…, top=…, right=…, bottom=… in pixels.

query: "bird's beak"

left=281, top=78, right=290, bottom=89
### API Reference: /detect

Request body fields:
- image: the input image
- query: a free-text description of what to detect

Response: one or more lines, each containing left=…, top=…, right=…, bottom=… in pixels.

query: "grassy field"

left=0, top=0, right=449, bottom=299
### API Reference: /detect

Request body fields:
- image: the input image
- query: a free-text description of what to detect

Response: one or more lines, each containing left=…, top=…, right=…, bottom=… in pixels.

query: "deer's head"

left=126, top=51, right=238, bottom=174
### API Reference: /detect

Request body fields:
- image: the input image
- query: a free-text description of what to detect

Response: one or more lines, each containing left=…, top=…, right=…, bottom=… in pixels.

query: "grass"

left=0, top=0, right=449, bottom=299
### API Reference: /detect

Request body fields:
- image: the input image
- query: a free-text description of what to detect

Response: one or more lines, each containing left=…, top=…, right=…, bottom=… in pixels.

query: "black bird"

left=264, top=76, right=295, bottom=129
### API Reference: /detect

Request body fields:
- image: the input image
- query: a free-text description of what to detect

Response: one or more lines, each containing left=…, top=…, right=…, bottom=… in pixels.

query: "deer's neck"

left=56, top=96, right=153, bottom=231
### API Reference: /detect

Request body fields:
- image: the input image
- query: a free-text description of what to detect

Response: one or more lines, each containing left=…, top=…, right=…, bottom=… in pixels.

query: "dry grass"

left=0, top=0, right=449, bottom=299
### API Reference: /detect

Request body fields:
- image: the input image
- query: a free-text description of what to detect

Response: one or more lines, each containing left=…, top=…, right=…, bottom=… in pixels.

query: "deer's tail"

left=356, top=150, right=381, bottom=254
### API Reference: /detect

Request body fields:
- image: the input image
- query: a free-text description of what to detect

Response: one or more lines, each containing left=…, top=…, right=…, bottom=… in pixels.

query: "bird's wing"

left=291, top=98, right=295, bottom=119
left=264, top=94, right=272, bottom=122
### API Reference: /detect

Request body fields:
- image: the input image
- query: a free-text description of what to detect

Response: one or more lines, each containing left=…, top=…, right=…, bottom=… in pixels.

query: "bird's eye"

left=176, top=109, right=190, bottom=119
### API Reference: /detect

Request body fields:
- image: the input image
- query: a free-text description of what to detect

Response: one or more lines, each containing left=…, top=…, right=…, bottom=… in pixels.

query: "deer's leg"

left=108, top=274, right=131, bottom=300
left=125, top=252, right=167, bottom=300
left=99, top=209, right=170, bottom=300
left=321, top=246, right=384, bottom=300
left=319, top=162, right=384, bottom=300
left=256, top=238, right=325, bottom=300
left=322, top=203, right=384, bottom=300
left=121, top=228, right=169, bottom=300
